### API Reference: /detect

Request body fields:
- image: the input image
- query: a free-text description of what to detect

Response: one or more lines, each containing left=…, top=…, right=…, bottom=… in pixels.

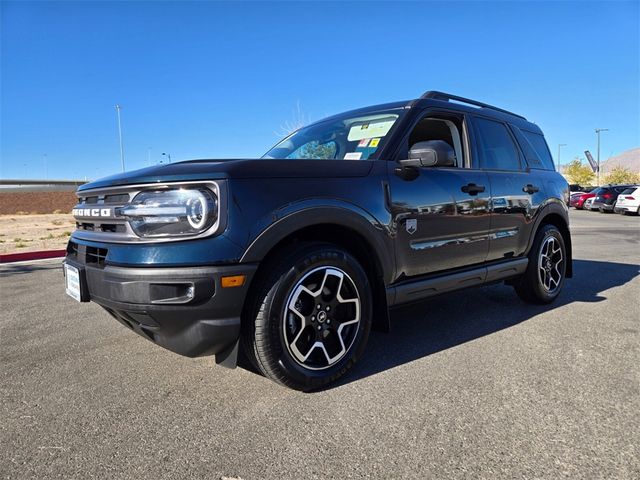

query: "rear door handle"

left=523, top=184, right=539, bottom=194
left=461, top=183, right=486, bottom=196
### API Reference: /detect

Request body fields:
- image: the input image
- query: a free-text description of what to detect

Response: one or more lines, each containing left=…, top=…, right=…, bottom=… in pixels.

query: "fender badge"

left=406, top=218, right=417, bottom=235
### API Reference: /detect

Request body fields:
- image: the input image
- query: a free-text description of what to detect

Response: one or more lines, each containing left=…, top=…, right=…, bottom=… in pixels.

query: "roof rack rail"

left=420, top=91, right=526, bottom=120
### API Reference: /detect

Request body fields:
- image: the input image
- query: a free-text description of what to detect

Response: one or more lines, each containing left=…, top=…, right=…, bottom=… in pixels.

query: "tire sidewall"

left=531, top=225, right=566, bottom=302
left=262, top=247, right=372, bottom=389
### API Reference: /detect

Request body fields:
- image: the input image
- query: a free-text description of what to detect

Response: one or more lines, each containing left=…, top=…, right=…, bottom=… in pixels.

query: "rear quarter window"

left=513, top=127, right=555, bottom=171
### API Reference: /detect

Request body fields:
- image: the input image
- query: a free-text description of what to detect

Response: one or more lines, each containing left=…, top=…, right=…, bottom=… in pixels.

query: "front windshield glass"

left=263, top=109, right=405, bottom=160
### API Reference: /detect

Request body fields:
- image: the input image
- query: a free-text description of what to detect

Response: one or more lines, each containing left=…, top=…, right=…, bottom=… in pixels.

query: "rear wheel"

left=514, top=224, right=566, bottom=304
left=242, top=242, right=372, bottom=391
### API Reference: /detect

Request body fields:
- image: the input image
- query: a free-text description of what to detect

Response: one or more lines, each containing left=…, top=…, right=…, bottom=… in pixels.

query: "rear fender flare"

left=526, top=200, right=573, bottom=278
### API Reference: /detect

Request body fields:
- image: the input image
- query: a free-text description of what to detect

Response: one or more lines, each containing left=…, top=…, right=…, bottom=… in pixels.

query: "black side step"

left=387, top=258, right=528, bottom=307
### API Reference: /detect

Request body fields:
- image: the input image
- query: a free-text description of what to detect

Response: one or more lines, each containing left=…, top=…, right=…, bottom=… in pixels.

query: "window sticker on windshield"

left=347, top=117, right=398, bottom=141
left=369, top=138, right=380, bottom=148
left=344, top=152, right=362, bottom=160
left=358, top=138, right=370, bottom=147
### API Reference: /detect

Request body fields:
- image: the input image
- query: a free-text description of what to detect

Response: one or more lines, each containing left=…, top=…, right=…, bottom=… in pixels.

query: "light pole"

left=595, top=128, right=609, bottom=185
left=115, top=104, right=125, bottom=172
left=162, top=152, right=172, bottom=164
left=557, top=144, right=567, bottom=174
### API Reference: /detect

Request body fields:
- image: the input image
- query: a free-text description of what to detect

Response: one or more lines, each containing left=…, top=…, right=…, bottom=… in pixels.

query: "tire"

left=514, top=224, right=566, bottom=304
left=241, top=242, right=372, bottom=391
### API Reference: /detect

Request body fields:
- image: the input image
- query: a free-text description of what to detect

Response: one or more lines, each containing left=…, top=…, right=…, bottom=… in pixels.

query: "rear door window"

left=473, top=117, right=522, bottom=171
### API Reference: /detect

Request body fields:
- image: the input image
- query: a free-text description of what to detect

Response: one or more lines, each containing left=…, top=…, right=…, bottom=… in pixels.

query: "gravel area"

left=0, top=214, right=74, bottom=254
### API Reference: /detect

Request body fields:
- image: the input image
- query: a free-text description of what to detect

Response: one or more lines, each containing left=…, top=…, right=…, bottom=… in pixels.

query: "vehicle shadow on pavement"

left=0, top=261, right=62, bottom=277
left=324, top=259, right=639, bottom=390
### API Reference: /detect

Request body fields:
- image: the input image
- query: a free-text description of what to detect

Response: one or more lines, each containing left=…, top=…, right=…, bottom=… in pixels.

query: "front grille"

left=67, top=241, right=79, bottom=258
left=86, top=246, right=108, bottom=267
left=103, top=193, right=129, bottom=204
left=66, top=241, right=108, bottom=268
left=73, top=187, right=133, bottom=241
left=76, top=222, right=127, bottom=233
left=99, top=224, right=127, bottom=233
left=78, top=222, right=95, bottom=231
left=79, top=193, right=130, bottom=205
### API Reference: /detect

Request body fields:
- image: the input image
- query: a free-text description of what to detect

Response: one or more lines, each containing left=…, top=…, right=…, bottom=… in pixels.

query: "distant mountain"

left=600, top=147, right=640, bottom=173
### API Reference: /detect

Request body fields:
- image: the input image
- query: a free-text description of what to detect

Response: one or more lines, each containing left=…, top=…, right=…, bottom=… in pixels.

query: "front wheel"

left=514, top=224, right=566, bottom=304
left=242, top=243, right=372, bottom=391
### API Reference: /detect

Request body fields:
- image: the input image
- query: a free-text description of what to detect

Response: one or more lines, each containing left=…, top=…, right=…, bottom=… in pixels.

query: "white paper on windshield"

left=344, top=152, right=362, bottom=160
left=347, top=118, right=397, bottom=142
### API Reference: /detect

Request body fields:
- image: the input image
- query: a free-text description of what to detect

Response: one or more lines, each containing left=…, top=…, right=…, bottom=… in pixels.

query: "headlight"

left=120, top=188, right=218, bottom=238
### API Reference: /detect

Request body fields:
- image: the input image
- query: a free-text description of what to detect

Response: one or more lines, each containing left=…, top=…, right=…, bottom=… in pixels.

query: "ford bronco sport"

left=64, top=91, right=572, bottom=391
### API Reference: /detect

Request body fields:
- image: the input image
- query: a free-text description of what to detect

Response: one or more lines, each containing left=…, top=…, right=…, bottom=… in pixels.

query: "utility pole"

left=162, top=152, right=172, bottom=164
left=557, top=144, right=567, bottom=174
left=115, top=104, right=125, bottom=172
left=43, top=153, right=48, bottom=180
left=595, top=128, right=609, bottom=185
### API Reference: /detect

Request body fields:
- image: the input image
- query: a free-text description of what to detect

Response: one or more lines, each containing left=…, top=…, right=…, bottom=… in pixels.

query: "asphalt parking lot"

left=1, top=209, right=638, bottom=480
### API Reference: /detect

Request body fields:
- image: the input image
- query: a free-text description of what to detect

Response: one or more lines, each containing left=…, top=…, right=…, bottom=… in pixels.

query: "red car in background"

left=570, top=190, right=597, bottom=209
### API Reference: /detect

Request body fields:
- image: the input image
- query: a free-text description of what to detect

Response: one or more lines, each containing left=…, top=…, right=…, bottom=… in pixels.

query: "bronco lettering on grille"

left=72, top=208, right=112, bottom=217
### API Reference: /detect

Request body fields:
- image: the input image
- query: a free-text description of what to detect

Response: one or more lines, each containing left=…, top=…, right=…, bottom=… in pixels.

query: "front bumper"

left=64, top=253, right=256, bottom=362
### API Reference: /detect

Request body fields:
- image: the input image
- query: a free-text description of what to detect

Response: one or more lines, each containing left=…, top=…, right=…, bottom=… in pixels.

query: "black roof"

left=306, top=91, right=542, bottom=135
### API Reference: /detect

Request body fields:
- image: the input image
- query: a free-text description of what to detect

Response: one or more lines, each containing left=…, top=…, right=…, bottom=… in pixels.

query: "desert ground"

left=0, top=214, right=75, bottom=255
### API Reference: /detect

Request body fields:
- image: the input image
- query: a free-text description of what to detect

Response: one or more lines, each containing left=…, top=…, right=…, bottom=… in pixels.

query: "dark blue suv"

left=63, top=91, right=572, bottom=390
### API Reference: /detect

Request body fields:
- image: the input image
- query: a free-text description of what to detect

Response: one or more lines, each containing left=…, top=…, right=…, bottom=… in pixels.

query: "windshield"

left=263, top=109, right=405, bottom=160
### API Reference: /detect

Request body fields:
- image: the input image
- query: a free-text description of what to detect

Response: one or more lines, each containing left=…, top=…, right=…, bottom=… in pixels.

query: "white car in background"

left=614, top=186, right=640, bottom=215
left=584, top=197, right=595, bottom=210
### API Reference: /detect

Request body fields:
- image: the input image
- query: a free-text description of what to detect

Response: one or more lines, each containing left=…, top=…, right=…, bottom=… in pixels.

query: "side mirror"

left=400, top=140, right=456, bottom=168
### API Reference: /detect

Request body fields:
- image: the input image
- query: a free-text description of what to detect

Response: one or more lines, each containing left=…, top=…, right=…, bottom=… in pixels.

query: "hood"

left=79, top=158, right=374, bottom=191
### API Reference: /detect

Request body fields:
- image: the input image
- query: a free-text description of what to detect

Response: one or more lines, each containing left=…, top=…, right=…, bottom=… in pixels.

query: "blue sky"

left=1, top=0, right=638, bottom=180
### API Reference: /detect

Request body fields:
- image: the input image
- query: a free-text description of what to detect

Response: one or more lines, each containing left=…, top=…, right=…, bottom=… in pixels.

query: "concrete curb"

left=0, top=249, right=66, bottom=263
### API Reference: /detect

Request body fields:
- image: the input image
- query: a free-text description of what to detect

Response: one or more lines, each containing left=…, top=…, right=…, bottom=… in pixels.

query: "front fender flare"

left=240, top=201, right=395, bottom=284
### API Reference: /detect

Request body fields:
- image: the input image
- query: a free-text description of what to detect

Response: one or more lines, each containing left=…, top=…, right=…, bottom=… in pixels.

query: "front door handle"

left=461, top=183, right=486, bottom=196
left=523, top=184, right=539, bottom=194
